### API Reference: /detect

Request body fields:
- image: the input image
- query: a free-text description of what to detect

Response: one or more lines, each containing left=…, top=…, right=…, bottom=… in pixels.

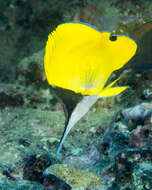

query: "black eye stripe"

left=110, top=35, right=117, bottom=41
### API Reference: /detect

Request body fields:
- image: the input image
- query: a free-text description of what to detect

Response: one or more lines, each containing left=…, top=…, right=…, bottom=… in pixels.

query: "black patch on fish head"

left=109, top=35, right=117, bottom=41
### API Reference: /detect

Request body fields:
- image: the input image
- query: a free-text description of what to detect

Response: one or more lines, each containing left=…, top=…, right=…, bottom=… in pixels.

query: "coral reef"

left=1, top=0, right=152, bottom=189
left=99, top=102, right=152, bottom=189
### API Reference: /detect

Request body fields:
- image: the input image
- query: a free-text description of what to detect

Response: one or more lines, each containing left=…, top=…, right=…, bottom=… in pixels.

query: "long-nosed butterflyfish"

left=44, top=21, right=137, bottom=155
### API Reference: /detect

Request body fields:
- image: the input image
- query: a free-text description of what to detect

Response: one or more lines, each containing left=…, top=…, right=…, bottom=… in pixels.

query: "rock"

left=98, top=103, right=152, bottom=189
left=45, top=164, right=100, bottom=190
left=43, top=173, right=72, bottom=190
left=122, top=102, right=152, bottom=126
left=23, top=153, right=56, bottom=183
left=63, top=145, right=100, bottom=169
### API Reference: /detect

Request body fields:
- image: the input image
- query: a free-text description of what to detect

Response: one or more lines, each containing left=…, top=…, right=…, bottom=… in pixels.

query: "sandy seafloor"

left=1, top=0, right=152, bottom=189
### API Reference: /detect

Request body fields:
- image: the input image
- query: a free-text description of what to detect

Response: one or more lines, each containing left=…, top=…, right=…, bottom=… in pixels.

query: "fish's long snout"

left=56, top=95, right=99, bottom=155
left=56, top=122, right=73, bottom=155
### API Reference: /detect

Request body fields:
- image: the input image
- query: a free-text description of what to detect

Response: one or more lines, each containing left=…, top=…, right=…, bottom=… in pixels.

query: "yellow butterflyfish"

left=44, top=22, right=137, bottom=155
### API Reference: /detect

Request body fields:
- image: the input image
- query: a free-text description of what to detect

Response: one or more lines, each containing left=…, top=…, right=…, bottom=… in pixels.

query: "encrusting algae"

left=47, top=164, right=100, bottom=190
left=44, top=21, right=137, bottom=154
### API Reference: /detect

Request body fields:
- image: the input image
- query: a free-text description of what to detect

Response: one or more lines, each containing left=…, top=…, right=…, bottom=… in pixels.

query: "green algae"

left=47, top=164, right=100, bottom=190
left=0, top=98, right=116, bottom=156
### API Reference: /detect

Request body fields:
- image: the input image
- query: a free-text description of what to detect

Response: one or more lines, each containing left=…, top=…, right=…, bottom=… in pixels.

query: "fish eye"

left=109, top=35, right=117, bottom=41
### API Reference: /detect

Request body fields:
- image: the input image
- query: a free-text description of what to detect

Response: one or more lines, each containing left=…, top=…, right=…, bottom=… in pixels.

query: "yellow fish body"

left=44, top=22, right=137, bottom=154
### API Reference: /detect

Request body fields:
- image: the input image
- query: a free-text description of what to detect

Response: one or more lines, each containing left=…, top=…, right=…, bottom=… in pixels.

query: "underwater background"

left=1, top=0, right=152, bottom=189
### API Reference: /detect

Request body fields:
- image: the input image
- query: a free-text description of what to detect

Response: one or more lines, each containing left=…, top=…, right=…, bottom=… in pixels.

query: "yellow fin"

left=100, top=86, right=127, bottom=97
left=44, top=22, right=137, bottom=96
left=104, top=78, right=120, bottom=89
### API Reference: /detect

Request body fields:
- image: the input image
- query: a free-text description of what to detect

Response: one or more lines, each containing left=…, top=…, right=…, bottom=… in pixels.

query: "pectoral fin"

left=99, top=86, right=127, bottom=97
